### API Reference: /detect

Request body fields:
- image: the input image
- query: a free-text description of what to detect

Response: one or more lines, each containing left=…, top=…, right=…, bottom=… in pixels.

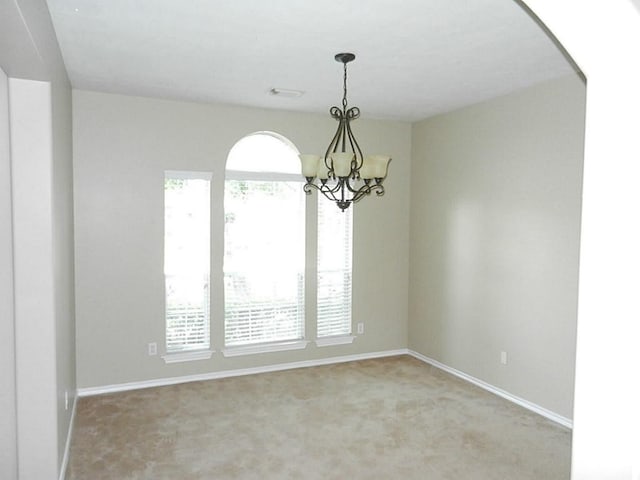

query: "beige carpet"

left=67, top=355, right=571, bottom=479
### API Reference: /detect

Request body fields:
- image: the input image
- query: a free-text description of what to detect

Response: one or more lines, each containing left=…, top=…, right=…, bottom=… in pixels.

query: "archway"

left=521, top=2, right=640, bottom=478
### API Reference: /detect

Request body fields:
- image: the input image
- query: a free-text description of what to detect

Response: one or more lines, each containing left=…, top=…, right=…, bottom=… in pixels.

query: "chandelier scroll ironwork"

left=299, top=53, right=391, bottom=212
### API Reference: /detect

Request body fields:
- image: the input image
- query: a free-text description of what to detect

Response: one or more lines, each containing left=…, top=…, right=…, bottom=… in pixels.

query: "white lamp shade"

left=317, top=159, right=330, bottom=179
left=299, top=154, right=320, bottom=177
left=360, top=156, right=376, bottom=179
left=370, top=155, right=391, bottom=178
left=331, top=152, right=354, bottom=177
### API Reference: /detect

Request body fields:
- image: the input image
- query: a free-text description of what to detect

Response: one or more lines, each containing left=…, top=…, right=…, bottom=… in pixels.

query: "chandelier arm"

left=319, top=179, right=344, bottom=197
left=351, top=188, right=370, bottom=203
left=352, top=183, right=385, bottom=203
left=343, top=177, right=362, bottom=194
left=320, top=189, right=337, bottom=203
left=302, top=182, right=340, bottom=203
left=340, top=118, right=348, bottom=153
left=320, top=183, right=345, bottom=206
left=316, top=184, right=340, bottom=206
left=303, top=181, right=322, bottom=196
left=325, top=116, right=346, bottom=176
left=345, top=125, right=358, bottom=172
left=305, top=181, right=346, bottom=206
left=345, top=115, right=364, bottom=169
left=330, top=106, right=344, bottom=120
left=327, top=115, right=344, bottom=149
left=345, top=179, right=372, bottom=197
left=346, top=106, right=360, bottom=120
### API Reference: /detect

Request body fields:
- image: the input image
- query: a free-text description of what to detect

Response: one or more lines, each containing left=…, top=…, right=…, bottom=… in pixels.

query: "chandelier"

left=299, top=53, right=391, bottom=211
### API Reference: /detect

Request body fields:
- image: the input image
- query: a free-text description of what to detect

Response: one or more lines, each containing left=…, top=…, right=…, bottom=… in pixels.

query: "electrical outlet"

left=148, top=342, right=157, bottom=356
left=500, top=351, right=508, bottom=365
left=357, top=322, right=364, bottom=335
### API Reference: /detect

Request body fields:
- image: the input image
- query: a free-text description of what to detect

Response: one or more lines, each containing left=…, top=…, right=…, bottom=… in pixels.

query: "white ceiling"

left=45, top=0, right=576, bottom=122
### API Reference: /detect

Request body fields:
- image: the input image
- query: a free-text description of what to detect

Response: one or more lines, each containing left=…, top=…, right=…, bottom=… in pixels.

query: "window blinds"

left=224, top=179, right=305, bottom=347
left=317, top=196, right=353, bottom=338
left=165, top=274, right=210, bottom=352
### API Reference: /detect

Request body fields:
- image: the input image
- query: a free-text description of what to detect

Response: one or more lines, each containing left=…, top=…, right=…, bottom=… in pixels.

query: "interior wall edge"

left=0, top=64, right=19, bottom=480
left=57, top=395, right=78, bottom=480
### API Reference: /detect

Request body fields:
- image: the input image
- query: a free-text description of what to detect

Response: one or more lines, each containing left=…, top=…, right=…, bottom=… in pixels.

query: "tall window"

left=164, top=171, right=211, bottom=353
left=224, top=133, right=305, bottom=347
left=317, top=196, right=353, bottom=338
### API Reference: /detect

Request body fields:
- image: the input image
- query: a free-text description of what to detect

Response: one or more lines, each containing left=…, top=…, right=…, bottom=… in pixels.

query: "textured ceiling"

left=45, top=0, right=576, bottom=122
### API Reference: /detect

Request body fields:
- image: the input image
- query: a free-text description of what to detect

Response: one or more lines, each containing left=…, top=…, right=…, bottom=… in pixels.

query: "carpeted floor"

left=66, top=355, right=571, bottom=479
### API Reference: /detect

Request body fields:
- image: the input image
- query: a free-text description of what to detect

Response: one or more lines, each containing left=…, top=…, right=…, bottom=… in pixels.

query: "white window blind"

left=224, top=134, right=305, bottom=348
left=317, top=195, right=353, bottom=338
left=164, top=171, right=211, bottom=353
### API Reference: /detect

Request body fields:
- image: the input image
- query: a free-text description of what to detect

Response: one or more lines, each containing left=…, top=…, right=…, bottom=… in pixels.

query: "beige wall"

left=409, top=74, right=585, bottom=419
left=73, top=90, right=411, bottom=388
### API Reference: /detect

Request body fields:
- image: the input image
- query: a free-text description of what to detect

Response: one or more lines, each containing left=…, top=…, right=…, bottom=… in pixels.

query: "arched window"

left=226, top=132, right=300, bottom=174
left=223, top=132, right=306, bottom=348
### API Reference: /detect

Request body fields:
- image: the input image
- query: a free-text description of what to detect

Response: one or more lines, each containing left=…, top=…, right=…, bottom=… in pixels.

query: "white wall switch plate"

left=148, top=342, right=157, bottom=356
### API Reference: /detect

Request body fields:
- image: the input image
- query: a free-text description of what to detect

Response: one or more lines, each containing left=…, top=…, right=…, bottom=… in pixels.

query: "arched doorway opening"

left=521, top=2, right=640, bottom=477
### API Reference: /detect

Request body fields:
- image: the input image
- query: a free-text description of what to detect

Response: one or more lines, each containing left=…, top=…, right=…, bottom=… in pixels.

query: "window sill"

left=162, top=349, right=214, bottom=364
left=315, top=335, right=355, bottom=347
left=222, top=340, right=309, bottom=357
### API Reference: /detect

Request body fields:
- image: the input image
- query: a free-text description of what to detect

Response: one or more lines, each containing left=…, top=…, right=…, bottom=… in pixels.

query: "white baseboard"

left=408, top=350, right=573, bottom=429
left=76, top=348, right=572, bottom=430
left=59, top=394, right=77, bottom=480
left=77, top=349, right=408, bottom=397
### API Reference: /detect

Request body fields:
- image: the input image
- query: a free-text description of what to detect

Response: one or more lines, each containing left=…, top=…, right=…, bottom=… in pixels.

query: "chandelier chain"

left=342, top=62, right=348, bottom=111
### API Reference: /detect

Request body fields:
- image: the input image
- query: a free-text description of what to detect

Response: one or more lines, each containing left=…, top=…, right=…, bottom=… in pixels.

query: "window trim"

left=221, top=340, right=309, bottom=357
left=161, top=349, right=214, bottom=364
left=165, top=170, right=212, bottom=181
left=226, top=170, right=303, bottom=183
left=315, top=335, right=355, bottom=347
